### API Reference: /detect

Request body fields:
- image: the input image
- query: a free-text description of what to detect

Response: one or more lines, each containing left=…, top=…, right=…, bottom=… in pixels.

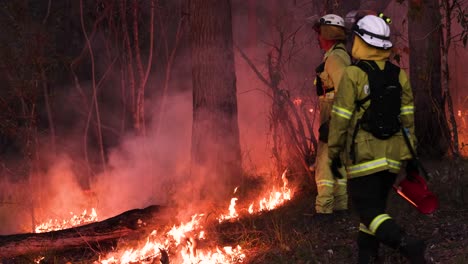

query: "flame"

left=35, top=208, right=98, bottom=233
left=99, top=168, right=293, bottom=263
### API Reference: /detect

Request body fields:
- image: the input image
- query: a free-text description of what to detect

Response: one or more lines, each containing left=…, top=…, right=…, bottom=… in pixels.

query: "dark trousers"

left=349, top=170, right=427, bottom=264
left=348, top=170, right=397, bottom=227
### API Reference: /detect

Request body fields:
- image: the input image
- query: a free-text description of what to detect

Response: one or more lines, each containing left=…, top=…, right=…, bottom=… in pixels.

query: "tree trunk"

left=408, top=0, right=450, bottom=157
left=441, top=0, right=461, bottom=157
left=189, top=0, right=242, bottom=203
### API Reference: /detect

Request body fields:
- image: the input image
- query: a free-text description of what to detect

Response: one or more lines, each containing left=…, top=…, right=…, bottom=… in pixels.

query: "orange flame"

left=87, top=169, right=293, bottom=263
left=100, top=169, right=293, bottom=263
left=35, top=208, right=98, bottom=233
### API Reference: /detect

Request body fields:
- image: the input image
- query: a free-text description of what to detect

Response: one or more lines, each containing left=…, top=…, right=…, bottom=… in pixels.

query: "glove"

left=405, top=159, right=419, bottom=182
left=330, top=157, right=343, bottom=179
left=318, top=121, right=330, bottom=143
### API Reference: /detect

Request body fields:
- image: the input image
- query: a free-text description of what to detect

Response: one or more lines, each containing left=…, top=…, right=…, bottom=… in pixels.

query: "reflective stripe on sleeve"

left=317, top=179, right=335, bottom=187
left=332, top=105, right=352, bottom=119
left=369, top=214, right=392, bottom=234
left=359, top=223, right=375, bottom=236
left=336, top=179, right=347, bottom=186
left=348, top=158, right=401, bottom=176
left=400, top=105, right=414, bottom=115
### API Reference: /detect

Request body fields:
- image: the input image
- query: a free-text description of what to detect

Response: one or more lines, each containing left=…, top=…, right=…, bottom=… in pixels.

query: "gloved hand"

left=330, top=157, right=343, bottom=179
left=405, top=159, right=419, bottom=182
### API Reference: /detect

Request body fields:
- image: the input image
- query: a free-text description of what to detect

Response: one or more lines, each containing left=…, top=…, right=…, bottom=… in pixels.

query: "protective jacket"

left=314, top=42, right=351, bottom=214
left=328, top=36, right=416, bottom=179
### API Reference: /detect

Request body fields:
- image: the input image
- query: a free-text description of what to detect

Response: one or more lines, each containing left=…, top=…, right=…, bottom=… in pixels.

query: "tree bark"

left=0, top=205, right=166, bottom=259
left=408, top=0, right=450, bottom=157
left=189, top=0, right=242, bottom=203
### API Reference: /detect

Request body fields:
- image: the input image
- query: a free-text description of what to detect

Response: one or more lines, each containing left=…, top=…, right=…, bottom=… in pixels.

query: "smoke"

left=90, top=90, right=193, bottom=219
left=0, top=0, right=323, bottom=235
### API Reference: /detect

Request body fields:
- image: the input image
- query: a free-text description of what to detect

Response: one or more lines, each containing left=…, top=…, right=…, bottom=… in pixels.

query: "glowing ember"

left=99, top=168, right=292, bottom=263
left=35, top=208, right=98, bottom=233
left=293, top=98, right=303, bottom=106
left=34, top=256, right=45, bottom=264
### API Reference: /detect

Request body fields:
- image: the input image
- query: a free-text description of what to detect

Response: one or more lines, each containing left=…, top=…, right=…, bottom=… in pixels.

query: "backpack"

left=350, top=60, right=402, bottom=162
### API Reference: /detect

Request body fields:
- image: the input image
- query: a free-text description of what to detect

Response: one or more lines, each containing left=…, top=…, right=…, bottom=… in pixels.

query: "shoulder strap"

left=353, top=60, right=401, bottom=108
left=353, top=60, right=378, bottom=109
left=354, top=60, right=378, bottom=72
left=332, top=45, right=346, bottom=52
left=383, top=61, right=401, bottom=77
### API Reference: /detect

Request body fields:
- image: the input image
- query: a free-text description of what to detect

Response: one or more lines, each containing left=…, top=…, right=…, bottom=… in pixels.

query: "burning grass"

left=97, top=170, right=293, bottom=263
left=34, top=208, right=98, bottom=233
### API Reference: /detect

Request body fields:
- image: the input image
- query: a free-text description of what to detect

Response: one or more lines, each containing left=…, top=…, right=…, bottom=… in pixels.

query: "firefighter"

left=327, top=14, right=426, bottom=263
left=309, top=14, right=351, bottom=217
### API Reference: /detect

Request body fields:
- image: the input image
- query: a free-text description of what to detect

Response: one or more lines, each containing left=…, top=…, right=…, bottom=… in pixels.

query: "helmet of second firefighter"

left=353, top=15, right=392, bottom=49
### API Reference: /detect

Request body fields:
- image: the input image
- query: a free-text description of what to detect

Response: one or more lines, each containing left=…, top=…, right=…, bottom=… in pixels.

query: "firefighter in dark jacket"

left=327, top=14, right=426, bottom=263
left=309, top=14, right=351, bottom=217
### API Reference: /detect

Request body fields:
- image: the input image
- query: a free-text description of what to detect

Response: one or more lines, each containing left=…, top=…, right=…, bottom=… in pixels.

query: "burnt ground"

left=2, top=158, right=467, bottom=264
left=215, top=158, right=468, bottom=264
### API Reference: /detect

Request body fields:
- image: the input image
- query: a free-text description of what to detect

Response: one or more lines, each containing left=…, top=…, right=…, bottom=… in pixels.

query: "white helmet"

left=353, top=15, right=392, bottom=49
left=317, top=14, right=345, bottom=28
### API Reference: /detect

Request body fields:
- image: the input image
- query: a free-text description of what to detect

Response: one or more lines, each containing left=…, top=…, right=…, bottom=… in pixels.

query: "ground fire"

left=25, top=169, right=293, bottom=263
left=35, top=208, right=98, bottom=233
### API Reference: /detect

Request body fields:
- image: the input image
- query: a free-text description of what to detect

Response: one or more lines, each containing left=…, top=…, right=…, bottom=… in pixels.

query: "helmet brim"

left=355, top=33, right=393, bottom=49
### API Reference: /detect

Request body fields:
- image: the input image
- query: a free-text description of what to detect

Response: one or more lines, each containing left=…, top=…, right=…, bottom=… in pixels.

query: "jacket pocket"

left=350, top=132, right=374, bottom=164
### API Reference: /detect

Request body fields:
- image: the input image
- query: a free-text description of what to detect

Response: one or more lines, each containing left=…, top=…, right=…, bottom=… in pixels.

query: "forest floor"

left=230, top=157, right=468, bottom=264
left=2, top=158, right=468, bottom=264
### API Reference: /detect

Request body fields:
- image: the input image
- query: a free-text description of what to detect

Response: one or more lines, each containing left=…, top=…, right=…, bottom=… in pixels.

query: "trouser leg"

left=357, top=224, right=380, bottom=264
left=315, top=141, right=334, bottom=214
left=333, top=176, right=348, bottom=211
left=349, top=171, right=426, bottom=264
left=372, top=219, right=426, bottom=264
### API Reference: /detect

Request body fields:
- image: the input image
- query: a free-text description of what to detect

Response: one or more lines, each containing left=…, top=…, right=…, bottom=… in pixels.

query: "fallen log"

left=0, top=205, right=170, bottom=259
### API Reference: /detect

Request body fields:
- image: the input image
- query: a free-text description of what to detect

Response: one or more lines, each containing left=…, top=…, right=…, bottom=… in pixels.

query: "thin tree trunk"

left=120, top=0, right=137, bottom=132
left=39, top=65, right=56, bottom=155
left=80, top=0, right=107, bottom=174
left=154, top=17, right=185, bottom=139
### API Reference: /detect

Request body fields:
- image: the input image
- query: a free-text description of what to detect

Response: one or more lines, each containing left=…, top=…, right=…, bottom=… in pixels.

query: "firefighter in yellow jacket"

left=327, top=14, right=426, bottom=263
left=310, top=14, right=351, bottom=216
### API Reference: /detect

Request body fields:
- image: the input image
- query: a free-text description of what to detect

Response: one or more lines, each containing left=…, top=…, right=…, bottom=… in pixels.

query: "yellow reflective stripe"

left=332, top=105, right=352, bottom=119
left=348, top=158, right=401, bottom=175
left=317, top=179, right=334, bottom=187
left=387, top=159, right=401, bottom=170
left=359, top=223, right=374, bottom=236
left=400, top=105, right=414, bottom=115
left=369, top=214, right=392, bottom=234
left=337, top=179, right=347, bottom=186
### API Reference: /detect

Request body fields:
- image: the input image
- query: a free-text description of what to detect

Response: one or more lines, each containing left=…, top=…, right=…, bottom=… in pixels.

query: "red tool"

left=394, top=172, right=438, bottom=215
